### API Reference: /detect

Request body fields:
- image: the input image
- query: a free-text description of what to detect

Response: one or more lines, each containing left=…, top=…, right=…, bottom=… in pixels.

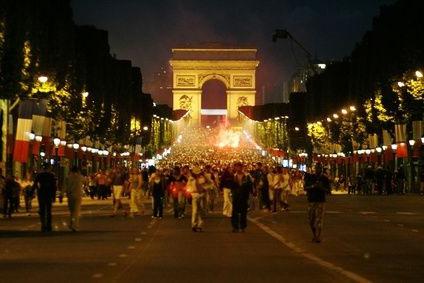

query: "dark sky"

left=71, top=0, right=395, bottom=105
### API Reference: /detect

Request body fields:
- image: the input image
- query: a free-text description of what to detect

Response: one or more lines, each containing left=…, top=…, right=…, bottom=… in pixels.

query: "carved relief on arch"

left=198, top=73, right=230, bottom=88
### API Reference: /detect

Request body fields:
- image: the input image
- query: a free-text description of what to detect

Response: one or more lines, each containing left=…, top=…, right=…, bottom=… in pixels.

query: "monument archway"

left=170, top=47, right=259, bottom=125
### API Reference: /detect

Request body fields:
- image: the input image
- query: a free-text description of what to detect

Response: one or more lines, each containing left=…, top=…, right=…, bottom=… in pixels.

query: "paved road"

left=1, top=195, right=423, bottom=283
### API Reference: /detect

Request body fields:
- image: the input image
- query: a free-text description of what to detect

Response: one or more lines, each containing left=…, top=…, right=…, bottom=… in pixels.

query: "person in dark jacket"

left=149, top=168, right=165, bottom=218
left=34, top=164, right=57, bottom=232
left=4, top=176, right=20, bottom=218
left=304, top=164, right=329, bottom=243
left=231, top=162, right=253, bottom=233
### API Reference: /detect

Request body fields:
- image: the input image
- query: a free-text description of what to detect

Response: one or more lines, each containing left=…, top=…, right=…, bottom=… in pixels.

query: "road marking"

left=108, top=262, right=117, bottom=266
left=127, top=246, right=135, bottom=250
left=411, top=229, right=419, bottom=233
left=359, top=211, right=377, bottom=215
left=118, top=254, right=127, bottom=258
left=141, top=232, right=147, bottom=235
left=249, top=217, right=371, bottom=283
left=383, top=219, right=391, bottom=222
left=92, top=273, right=103, bottom=278
left=397, top=224, right=404, bottom=227
left=326, top=211, right=342, bottom=214
left=396, top=212, right=417, bottom=215
left=134, top=238, right=142, bottom=242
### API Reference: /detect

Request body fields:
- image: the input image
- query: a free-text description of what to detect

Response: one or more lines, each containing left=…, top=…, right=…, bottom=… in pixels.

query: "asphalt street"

left=1, top=195, right=423, bottom=283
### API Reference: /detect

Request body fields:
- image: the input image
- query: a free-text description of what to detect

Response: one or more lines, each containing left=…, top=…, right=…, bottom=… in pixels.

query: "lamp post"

left=72, top=143, right=79, bottom=167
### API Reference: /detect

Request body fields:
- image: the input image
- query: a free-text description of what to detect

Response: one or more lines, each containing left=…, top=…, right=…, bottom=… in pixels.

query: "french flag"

left=13, top=100, right=34, bottom=163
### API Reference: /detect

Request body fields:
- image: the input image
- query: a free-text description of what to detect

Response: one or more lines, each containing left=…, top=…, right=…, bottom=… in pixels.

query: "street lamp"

left=294, top=127, right=300, bottom=131
left=397, top=81, right=405, bottom=87
left=415, top=70, right=423, bottom=78
left=391, top=144, right=398, bottom=150
left=333, top=113, right=339, bottom=119
left=349, top=106, right=356, bottom=112
left=38, top=76, right=48, bottom=83
left=82, top=91, right=89, bottom=98
left=326, top=117, right=332, bottom=122
left=408, top=139, right=416, bottom=146
left=143, top=126, right=149, bottom=131
left=72, top=143, right=79, bottom=167
left=341, top=109, right=348, bottom=115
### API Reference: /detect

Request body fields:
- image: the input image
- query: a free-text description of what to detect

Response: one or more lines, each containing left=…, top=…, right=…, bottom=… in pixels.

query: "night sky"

left=71, top=0, right=395, bottom=106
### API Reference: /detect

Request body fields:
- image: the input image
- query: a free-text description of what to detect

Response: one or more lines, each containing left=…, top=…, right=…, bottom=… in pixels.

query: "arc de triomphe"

left=170, top=47, right=259, bottom=125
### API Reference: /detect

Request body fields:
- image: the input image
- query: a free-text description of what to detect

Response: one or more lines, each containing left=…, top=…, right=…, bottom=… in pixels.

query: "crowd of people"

left=0, top=127, right=333, bottom=243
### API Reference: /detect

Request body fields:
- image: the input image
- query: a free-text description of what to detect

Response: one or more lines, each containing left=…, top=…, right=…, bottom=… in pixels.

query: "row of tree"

left=304, top=0, right=423, bottom=151
left=0, top=0, right=173, bottom=153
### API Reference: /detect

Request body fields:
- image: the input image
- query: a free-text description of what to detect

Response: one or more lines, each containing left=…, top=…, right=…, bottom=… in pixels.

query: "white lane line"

left=127, top=246, right=135, bottom=250
left=108, top=262, right=117, bottom=266
left=326, top=211, right=342, bottom=214
left=396, top=212, right=418, bottom=215
left=118, top=254, right=127, bottom=258
left=411, top=229, right=419, bottom=233
left=383, top=219, right=391, bottom=222
left=359, top=211, right=377, bottom=215
left=397, top=224, right=404, bottom=227
left=134, top=238, right=142, bottom=242
left=92, top=273, right=103, bottom=278
left=249, top=217, right=371, bottom=283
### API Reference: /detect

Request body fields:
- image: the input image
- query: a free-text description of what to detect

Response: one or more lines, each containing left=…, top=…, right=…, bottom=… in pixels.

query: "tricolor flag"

left=13, top=100, right=34, bottom=163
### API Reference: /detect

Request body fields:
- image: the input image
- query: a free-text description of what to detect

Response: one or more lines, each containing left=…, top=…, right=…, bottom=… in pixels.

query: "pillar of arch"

left=170, top=48, right=259, bottom=125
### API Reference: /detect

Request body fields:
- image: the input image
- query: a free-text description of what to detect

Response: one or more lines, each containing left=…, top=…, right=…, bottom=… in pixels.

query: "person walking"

left=34, top=164, right=57, bottom=232
left=20, top=173, right=34, bottom=215
left=3, top=176, right=20, bottom=218
left=170, top=166, right=187, bottom=219
left=281, top=168, right=291, bottom=211
left=149, top=168, right=165, bottom=218
left=65, top=166, right=84, bottom=231
left=111, top=168, right=127, bottom=216
left=187, top=166, right=206, bottom=232
left=95, top=170, right=108, bottom=200
left=252, top=163, right=270, bottom=210
left=231, top=162, right=252, bottom=233
left=129, top=168, right=144, bottom=217
left=304, top=164, right=329, bottom=243
left=220, top=166, right=234, bottom=218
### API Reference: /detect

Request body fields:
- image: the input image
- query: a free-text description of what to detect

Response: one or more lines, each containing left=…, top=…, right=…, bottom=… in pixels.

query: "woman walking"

left=65, top=166, right=84, bottom=232
left=129, top=168, right=144, bottom=217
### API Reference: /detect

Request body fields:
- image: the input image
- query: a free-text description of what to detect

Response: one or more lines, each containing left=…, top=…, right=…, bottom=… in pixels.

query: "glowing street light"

left=72, top=143, right=80, bottom=150
left=60, top=140, right=66, bottom=146
left=408, top=139, right=415, bottom=146
left=53, top=138, right=61, bottom=147
left=143, top=126, right=149, bottom=131
left=38, top=76, right=48, bottom=83
left=341, top=109, right=348, bottom=115
left=415, top=70, right=423, bottom=78
left=35, top=135, right=43, bottom=142
left=391, top=144, right=398, bottom=150
left=349, top=106, right=356, bottom=111
left=28, top=132, right=35, bottom=141
left=294, top=127, right=300, bottom=131
left=397, top=81, right=405, bottom=87
left=333, top=113, right=339, bottom=119
left=326, top=117, right=332, bottom=122
left=82, top=91, right=89, bottom=98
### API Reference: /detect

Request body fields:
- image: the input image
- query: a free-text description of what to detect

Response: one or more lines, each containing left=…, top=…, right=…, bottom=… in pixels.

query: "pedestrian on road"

left=187, top=166, right=206, bottom=232
left=34, top=163, right=57, bottom=232
left=129, top=168, right=144, bottom=217
left=149, top=167, right=165, bottom=218
left=3, top=175, right=20, bottom=218
left=220, top=166, right=234, bottom=217
left=304, top=164, right=329, bottom=243
left=20, top=172, right=34, bottom=215
left=170, top=166, right=187, bottom=219
left=65, top=166, right=84, bottom=231
left=111, top=168, right=127, bottom=216
left=231, top=162, right=252, bottom=232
